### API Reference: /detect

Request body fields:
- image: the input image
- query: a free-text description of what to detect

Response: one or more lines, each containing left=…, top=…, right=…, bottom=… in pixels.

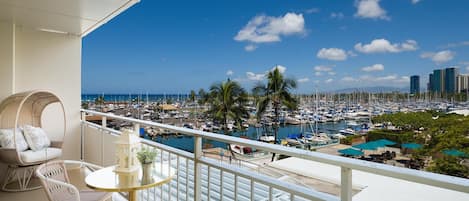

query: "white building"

left=457, top=74, right=469, bottom=93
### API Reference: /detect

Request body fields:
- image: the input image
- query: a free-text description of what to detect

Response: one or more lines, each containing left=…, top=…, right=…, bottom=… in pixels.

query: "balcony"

left=1, top=109, right=469, bottom=201
left=0, top=1, right=468, bottom=201
left=79, top=110, right=469, bottom=201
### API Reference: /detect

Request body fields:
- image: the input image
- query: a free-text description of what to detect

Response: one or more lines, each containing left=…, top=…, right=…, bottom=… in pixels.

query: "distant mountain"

left=332, top=86, right=409, bottom=93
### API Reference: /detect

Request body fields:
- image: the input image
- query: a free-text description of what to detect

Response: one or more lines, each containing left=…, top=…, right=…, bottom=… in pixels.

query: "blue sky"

left=82, top=0, right=469, bottom=94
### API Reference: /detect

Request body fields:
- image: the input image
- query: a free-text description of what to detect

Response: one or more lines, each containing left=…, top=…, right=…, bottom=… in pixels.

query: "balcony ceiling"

left=0, top=0, right=139, bottom=36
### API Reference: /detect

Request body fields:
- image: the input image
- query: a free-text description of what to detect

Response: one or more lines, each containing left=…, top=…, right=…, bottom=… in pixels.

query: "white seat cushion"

left=0, top=128, right=29, bottom=151
left=23, top=125, right=51, bottom=151
left=20, top=147, right=62, bottom=163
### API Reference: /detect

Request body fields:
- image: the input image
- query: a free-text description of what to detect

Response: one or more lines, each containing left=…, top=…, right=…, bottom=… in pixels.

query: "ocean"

left=82, top=94, right=190, bottom=103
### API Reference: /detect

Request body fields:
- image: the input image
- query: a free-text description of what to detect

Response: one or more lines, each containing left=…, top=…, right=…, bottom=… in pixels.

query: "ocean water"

left=82, top=94, right=190, bottom=103
left=82, top=94, right=353, bottom=152
left=146, top=121, right=349, bottom=152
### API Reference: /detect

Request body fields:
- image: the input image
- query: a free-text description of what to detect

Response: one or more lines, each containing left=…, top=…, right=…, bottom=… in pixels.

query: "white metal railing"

left=80, top=109, right=469, bottom=201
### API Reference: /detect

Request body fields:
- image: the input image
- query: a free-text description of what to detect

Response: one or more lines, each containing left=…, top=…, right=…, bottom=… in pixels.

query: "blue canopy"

left=353, top=139, right=396, bottom=150
left=338, top=148, right=364, bottom=156
left=376, top=139, right=396, bottom=146
left=353, top=141, right=380, bottom=150
left=443, top=149, right=467, bottom=157
left=402, top=143, right=422, bottom=149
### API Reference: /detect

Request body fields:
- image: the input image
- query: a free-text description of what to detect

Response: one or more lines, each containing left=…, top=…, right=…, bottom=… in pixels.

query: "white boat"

left=339, top=128, right=355, bottom=136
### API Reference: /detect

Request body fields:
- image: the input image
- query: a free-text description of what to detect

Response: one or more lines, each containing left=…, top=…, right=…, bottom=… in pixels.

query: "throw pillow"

left=0, top=128, right=29, bottom=151
left=23, top=125, right=51, bottom=151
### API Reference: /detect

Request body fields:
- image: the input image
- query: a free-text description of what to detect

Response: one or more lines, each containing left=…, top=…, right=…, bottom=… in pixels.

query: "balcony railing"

left=80, top=109, right=469, bottom=201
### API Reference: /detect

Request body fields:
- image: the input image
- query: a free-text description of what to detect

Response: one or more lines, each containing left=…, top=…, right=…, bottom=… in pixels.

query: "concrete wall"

left=14, top=26, right=82, bottom=159
left=0, top=22, right=82, bottom=179
left=84, top=126, right=118, bottom=167
left=0, top=22, right=14, bottom=100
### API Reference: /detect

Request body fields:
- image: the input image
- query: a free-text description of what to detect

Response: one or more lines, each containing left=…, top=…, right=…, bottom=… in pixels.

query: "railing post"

left=194, top=136, right=202, bottom=201
left=341, top=167, right=352, bottom=201
left=81, top=111, right=86, bottom=161
left=101, top=116, right=106, bottom=166
left=134, top=123, right=140, bottom=134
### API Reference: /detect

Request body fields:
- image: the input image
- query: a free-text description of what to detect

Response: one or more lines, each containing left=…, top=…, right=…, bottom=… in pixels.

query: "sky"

left=82, top=0, right=469, bottom=94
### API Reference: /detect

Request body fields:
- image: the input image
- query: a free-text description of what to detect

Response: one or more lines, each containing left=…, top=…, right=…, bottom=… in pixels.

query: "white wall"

left=0, top=22, right=14, bottom=100
left=0, top=22, right=82, bottom=180
left=14, top=26, right=82, bottom=160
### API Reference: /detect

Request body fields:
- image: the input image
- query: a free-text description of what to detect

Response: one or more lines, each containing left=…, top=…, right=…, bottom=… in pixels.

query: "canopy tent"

left=353, top=139, right=396, bottom=150
left=376, top=139, right=396, bottom=146
left=159, top=104, right=177, bottom=111
left=402, top=143, right=423, bottom=150
left=338, top=148, right=364, bottom=156
left=442, top=149, right=467, bottom=157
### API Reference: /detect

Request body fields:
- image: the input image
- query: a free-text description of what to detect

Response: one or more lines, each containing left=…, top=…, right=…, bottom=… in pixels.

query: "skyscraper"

left=428, top=73, right=434, bottom=92
left=457, top=74, right=469, bottom=93
left=445, top=67, right=458, bottom=93
left=432, top=69, right=445, bottom=93
left=410, top=75, right=420, bottom=95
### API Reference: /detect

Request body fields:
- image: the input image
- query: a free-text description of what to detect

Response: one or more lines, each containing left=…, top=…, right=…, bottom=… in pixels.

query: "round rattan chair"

left=36, top=160, right=112, bottom=201
left=0, top=90, right=66, bottom=191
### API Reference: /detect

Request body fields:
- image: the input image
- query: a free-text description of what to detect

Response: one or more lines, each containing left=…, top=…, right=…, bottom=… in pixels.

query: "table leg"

left=128, top=190, right=138, bottom=201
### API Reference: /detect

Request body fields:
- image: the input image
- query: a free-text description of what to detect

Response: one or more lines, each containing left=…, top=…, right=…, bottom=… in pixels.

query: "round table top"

left=85, top=163, right=175, bottom=192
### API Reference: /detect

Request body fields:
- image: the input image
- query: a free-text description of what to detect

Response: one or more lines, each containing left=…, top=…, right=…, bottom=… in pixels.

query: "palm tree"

left=207, top=79, right=249, bottom=134
left=189, top=90, right=197, bottom=103
left=252, top=66, right=298, bottom=160
left=94, top=95, right=105, bottom=111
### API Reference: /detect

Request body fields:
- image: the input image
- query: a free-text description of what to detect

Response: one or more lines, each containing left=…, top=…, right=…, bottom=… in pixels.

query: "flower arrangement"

left=136, top=147, right=158, bottom=164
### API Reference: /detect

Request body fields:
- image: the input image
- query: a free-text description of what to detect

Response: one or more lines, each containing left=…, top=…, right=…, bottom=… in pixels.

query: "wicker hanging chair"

left=0, top=90, right=66, bottom=192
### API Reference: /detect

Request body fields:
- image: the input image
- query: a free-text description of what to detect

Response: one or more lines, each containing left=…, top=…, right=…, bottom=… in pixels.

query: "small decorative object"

left=114, top=129, right=140, bottom=173
left=136, top=147, right=158, bottom=183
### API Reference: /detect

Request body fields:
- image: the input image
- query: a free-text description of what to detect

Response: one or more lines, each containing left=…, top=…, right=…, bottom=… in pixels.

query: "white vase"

left=142, top=163, right=153, bottom=184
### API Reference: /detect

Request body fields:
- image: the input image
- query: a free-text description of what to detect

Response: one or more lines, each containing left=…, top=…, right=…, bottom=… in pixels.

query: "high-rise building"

left=445, top=67, right=458, bottom=93
left=428, top=73, right=434, bottom=92
left=432, top=69, right=445, bottom=93
left=457, top=74, right=469, bottom=93
left=410, top=75, right=420, bottom=95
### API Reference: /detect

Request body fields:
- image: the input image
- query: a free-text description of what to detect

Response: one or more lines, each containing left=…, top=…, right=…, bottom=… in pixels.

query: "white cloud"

left=271, top=65, right=287, bottom=73
left=314, top=65, right=333, bottom=72
left=328, top=72, right=337, bottom=76
left=298, top=78, right=310, bottom=83
left=347, top=50, right=358, bottom=57
left=245, top=65, right=287, bottom=82
left=305, top=8, right=320, bottom=14
left=342, top=74, right=409, bottom=85
left=354, top=39, right=418, bottom=53
left=395, top=76, right=410, bottom=83
left=411, top=0, right=421, bottom=4
left=226, top=70, right=234, bottom=76
left=246, top=72, right=265, bottom=81
left=361, top=64, right=385, bottom=72
left=244, top=44, right=257, bottom=52
left=317, top=48, right=348, bottom=61
left=325, top=78, right=334, bottom=83
left=315, top=72, right=323, bottom=76
left=420, top=50, right=455, bottom=64
left=234, top=13, right=305, bottom=44
left=330, top=12, right=344, bottom=19
left=355, top=0, right=390, bottom=20
left=342, top=76, right=357, bottom=82
left=444, top=41, right=469, bottom=48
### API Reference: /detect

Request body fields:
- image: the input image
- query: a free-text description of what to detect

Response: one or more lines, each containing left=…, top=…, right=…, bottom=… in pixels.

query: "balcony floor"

left=0, top=164, right=121, bottom=201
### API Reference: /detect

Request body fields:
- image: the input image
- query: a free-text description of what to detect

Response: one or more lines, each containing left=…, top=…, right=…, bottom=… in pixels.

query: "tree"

left=206, top=80, right=249, bottom=133
left=94, top=95, right=105, bottom=111
left=189, top=90, right=196, bottom=103
left=252, top=66, right=298, bottom=160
